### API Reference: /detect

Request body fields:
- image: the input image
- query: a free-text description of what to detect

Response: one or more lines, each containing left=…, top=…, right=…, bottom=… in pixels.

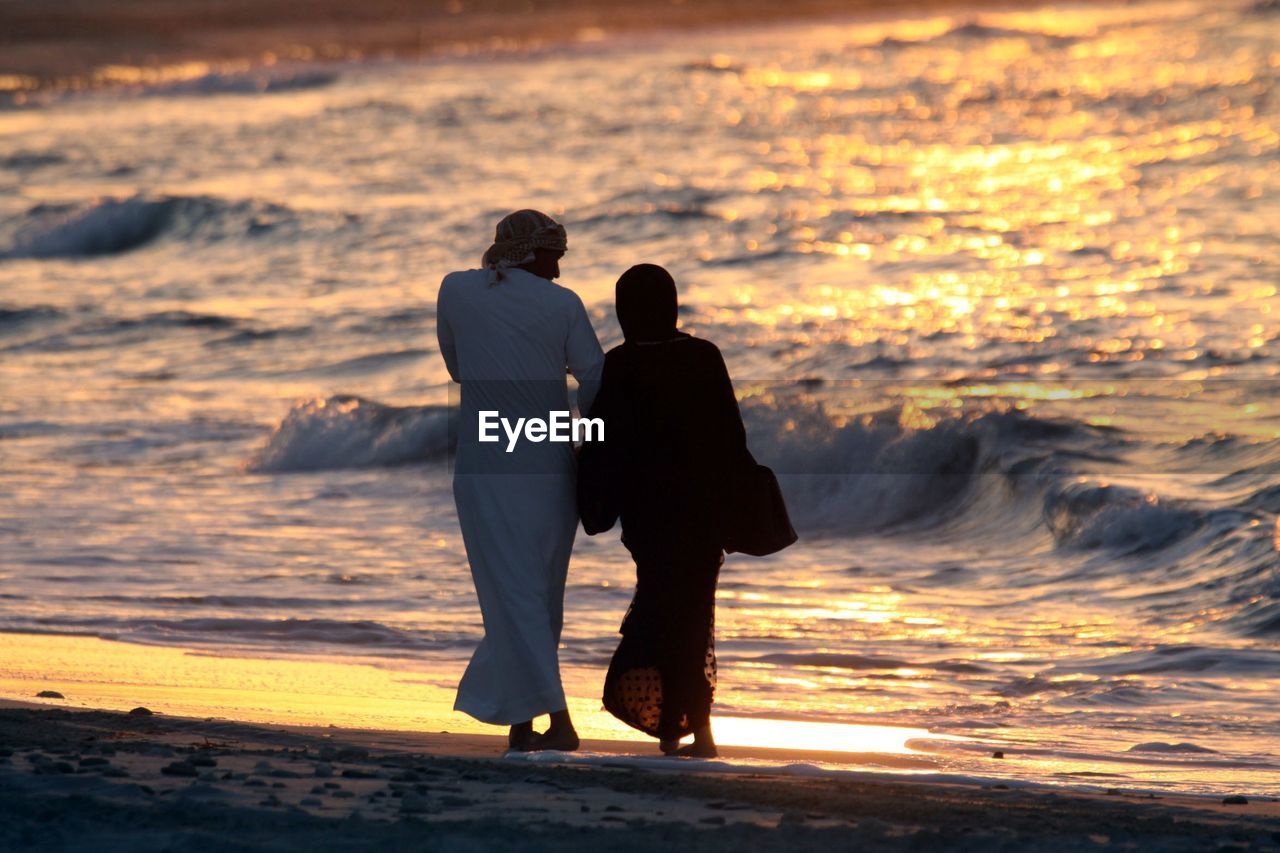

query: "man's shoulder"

left=440, top=269, right=484, bottom=290
left=540, top=277, right=584, bottom=304
left=539, top=280, right=592, bottom=321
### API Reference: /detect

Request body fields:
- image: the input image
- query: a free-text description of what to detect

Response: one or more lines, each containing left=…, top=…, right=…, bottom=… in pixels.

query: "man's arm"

left=566, top=293, right=604, bottom=415
left=436, top=279, right=460, bottom=383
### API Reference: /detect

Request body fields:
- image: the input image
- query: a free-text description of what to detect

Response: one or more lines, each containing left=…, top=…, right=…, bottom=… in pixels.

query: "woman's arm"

left=705, top=344, right=752, bottom=471
left=578, top=352, right=623, bottom=535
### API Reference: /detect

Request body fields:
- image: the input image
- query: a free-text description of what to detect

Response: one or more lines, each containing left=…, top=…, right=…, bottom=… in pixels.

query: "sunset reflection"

left=712, top=717, right=933, bottom=755
left=2, top=0, right=1278, bottom=807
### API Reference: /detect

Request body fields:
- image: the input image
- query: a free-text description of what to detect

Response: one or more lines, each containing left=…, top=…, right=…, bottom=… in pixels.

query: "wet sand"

left=1, top=0, right=1118, bottom=89
left=1, top=698, right=1276, bottom=851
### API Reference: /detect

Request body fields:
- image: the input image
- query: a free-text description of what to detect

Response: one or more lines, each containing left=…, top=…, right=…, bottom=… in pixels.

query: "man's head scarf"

left=481, top=209, right=567, bottom=284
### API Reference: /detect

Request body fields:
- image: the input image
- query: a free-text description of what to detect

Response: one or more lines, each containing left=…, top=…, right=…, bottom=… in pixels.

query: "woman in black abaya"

left=580, top=264, right=751, bottom=757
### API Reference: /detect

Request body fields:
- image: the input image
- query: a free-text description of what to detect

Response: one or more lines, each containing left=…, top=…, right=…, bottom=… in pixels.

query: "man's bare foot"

left=508, top=721, right=538, bottom=751
left=528, top=709, right=579, bottom=751
left=529, top=728, right=580, bottom=752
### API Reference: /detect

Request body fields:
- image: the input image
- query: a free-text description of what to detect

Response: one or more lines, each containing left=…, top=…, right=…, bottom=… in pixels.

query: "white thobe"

left=436, top=267, right=604, bottom=724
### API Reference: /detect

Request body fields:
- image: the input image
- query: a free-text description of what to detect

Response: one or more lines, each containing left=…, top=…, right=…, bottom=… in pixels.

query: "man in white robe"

left=436, top=210, right=603, bottom=751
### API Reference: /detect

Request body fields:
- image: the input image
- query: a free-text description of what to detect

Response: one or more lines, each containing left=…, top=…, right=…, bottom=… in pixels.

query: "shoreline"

left=0, top=633, right=944, bottom=771
left=3, top=633, right=1278, bottom=805
left=2, top=699, right=1277, bottom=852
left=1, top=0, right=1135, bottom=98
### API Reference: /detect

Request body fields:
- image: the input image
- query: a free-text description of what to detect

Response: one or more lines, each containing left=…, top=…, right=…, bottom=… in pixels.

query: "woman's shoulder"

left=674, top=334, right=726, bottom=365
left=607, top=334, right=723, bottom=354
left=603, top=342, right=630, bottom=369
left=604, top=335, right=725, bottom=373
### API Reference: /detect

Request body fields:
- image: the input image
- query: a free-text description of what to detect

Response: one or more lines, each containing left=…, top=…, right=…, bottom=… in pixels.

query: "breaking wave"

left=1, top=195, right=304, bottom=259
left=246, top=395, right=452, bottom=473
left=248, top=394, right=1279, bottom=580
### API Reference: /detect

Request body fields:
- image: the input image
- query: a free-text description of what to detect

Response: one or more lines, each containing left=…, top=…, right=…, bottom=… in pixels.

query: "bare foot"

left=676, top=740, right=718, bottom=758
left=529, top=728, right=580, bottom=752
left=507, top=721, right=539, bottom=751
left=659, top=739, right=681, bottom=755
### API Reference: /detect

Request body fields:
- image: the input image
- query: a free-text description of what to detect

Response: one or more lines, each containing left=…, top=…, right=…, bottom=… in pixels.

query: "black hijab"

left=616, top=264, right=678, bottom=343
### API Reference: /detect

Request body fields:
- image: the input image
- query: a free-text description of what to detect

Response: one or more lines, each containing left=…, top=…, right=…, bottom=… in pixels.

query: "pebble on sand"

left=161, top=761, right=199, bottom=777
left=128, top=707, right=153, bottom=716
left=992, top=751, right=1005, bottom=759
left=1222, top=795, right=1249, bottom=805
left=35, top=691, right=64, bottom=699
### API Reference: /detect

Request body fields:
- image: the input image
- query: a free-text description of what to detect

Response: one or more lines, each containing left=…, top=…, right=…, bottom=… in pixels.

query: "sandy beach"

left=2, top=697, right=1277, bottom=852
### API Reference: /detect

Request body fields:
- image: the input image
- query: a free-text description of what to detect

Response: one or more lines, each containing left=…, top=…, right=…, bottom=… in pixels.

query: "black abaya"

left=582, top=326, right=750, bottom=740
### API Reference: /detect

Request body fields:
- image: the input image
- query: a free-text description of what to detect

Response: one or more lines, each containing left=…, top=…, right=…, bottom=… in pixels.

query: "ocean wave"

left=105, top=310, right=239, bottom=330
left=7, top=616, right=462, bottom=653
left=246, top=392, right=1273, bottom=591
left=287, top=348, right=433, bottom=378
left=743, top=399, right=995, bottom=534
left=737, top=400, right=1272, bottom=570
left=875, top=21, right=1077, bottom=49
left=1043, top=481, right=1201, bottom=554
left=83, top=594, right=397, bottom=609
left=1, top=194, right=304, bottom=260
left=0, top=420, right=63, bottom=440
left=2, top=310, right=247, bottom=354
left=246, top=395, right=452, bottom=473
left=0, top=305, right=64, bottom=328
left=571, top=188, right=724, bottom=238
left=1127, top=742, right=1217, bottom=754
left=3, top=197, right=184, bottom=258
left=1071, top=645, right=1280, bottom=677
left=1242, top=601, right=1280, bottom=636
left=748, top=652, right=989, bottom=674
left=150, top=68, right=340, bottom=97
left=0, top=151, right=67, bottom=171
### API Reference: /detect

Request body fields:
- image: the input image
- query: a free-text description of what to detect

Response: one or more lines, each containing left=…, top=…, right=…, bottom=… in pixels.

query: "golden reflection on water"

left=683, top=4, right=1280, bottom=381
left=712, top=717, right=931, bottom=755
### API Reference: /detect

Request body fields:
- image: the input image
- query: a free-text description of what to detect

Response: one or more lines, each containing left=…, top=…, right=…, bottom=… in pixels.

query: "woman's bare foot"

left=508, top=720, right=538, bottom=751
left=675, top=725, right=717, bottom=758
left=659, top=738, right=681, bottom=755
left=675, top=741, right=718, bottom=758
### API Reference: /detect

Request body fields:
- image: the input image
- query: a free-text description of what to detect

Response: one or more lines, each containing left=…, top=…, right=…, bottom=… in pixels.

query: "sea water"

left=1, top=0, right=1278, bottom=795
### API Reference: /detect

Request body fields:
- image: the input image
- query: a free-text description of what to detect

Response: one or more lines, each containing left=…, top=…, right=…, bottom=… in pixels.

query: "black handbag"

left=724, top=463, right=798, bottom=556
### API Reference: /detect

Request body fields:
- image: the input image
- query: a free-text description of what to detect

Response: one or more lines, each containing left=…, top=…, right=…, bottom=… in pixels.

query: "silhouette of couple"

left=437, top=209, right=765, bottom=757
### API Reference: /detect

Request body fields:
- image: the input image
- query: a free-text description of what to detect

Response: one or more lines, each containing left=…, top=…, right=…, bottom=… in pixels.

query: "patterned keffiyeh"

left=481, top=209, right=568, bottom=285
